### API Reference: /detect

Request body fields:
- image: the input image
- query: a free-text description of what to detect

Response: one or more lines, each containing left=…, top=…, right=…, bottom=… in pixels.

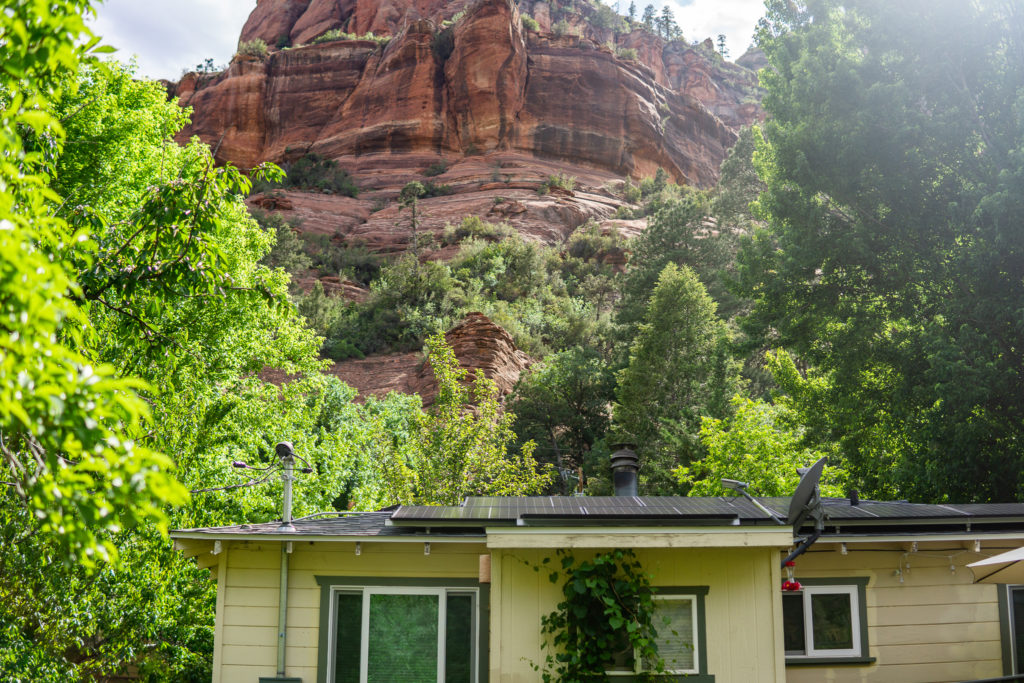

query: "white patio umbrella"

left=968, top=547, right=1024, bottom=583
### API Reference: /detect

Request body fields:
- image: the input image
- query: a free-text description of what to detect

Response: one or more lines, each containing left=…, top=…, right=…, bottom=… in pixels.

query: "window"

left=607, top=586, right=713, bottom=682
left=999, top=585, right=1024, bottom=674
left=783, top=578, right=872, bottom=664
left=316, top=577, right=487, bottom=683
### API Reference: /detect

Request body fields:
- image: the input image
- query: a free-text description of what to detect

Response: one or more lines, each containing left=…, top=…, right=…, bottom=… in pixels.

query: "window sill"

left=605, top=675, right=715, bottom=682
left=785, top=656, right=876, bottom=666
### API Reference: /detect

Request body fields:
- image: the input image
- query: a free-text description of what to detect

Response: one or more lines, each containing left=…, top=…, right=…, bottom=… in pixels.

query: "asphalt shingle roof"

left=171, top=496, right=1024, bottom=539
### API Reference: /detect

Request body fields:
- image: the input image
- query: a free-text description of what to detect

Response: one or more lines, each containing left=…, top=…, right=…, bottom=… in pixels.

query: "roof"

left=171, top=511, right=486, bottom=542
left=390, top=496, right=779, bottom=525
left=170, top=496, right=1024, bottom=542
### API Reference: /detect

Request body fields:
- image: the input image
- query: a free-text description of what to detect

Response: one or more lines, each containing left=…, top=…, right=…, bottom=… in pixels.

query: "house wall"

left=786, top=540, right=1012, bottom=683
left=489, top=546, right=787, bottom=683
left=213, top=539, right=485, bottom=683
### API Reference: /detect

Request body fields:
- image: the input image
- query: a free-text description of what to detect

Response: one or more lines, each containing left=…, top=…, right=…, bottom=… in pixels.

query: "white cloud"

left=674, top=0, right=766, bottom=55
left=88, top=0, right=256, bottom=80
left=643, top=0, right=766, bottom=57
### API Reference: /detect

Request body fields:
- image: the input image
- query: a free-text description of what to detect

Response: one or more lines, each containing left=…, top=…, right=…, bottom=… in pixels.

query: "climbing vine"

left=537, top=549, right=665, bottom=682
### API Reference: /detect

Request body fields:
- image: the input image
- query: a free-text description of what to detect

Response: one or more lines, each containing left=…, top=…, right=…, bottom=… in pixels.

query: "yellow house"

left=172, top=496, right=1024, bottom=683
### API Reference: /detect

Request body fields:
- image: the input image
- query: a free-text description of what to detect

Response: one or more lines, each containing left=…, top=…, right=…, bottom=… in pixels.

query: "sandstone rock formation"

left=327, top=312, right=530, bottom=403
left=175, top=0, right=760, bottom=188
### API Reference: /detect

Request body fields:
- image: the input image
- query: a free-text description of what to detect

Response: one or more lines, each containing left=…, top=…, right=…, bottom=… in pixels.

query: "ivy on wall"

left=536, top=549, right=666, bottom=682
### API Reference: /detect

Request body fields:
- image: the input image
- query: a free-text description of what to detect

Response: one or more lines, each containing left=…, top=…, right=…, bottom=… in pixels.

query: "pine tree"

left=659, top=5, right=676, bottom=38
left=613, top=263, right=740, bottom=494
left=641, top=3, right=655, bottom=31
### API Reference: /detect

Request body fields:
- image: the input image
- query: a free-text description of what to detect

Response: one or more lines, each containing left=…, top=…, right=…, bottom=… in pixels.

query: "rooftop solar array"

left=173, top=511, right=485, bottom=538
left=391, top=496, right=780, bottom=525
left=173, top=497, right=1024, bottom=537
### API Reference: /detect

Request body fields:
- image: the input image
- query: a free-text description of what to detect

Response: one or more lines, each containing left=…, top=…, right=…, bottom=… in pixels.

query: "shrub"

left=591, top=4, right=628, bottom=32
left=236, top=38, right=268, bottom=59
left=538, top=173, right=576, bottom=195
left=252, top=153, right=359, bottom=197
left=565, top=222, right=624, bottom=262
left=311, top=28, right=347, bottom=44
left=421, top=180, right=454, bottom=198
left=422, top=160, right=448, bottom=177
left=310, top=29, right=390, bottom=47
left=441, top=216, right=514, bottom=246
left=623, top=179, right=642, bottom=203
left=552, top=19, right=572, bottom=36
left=521, top=15, right=540, bottom=32
left=251, top=208, right=312, bottom=278
left=616, top=47, right=638, bottom=61
left=303, top=234, right=381, bottom=285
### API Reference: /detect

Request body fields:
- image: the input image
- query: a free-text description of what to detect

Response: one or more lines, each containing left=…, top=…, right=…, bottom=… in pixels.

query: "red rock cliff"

left=175, top=0, right=760, bottom=188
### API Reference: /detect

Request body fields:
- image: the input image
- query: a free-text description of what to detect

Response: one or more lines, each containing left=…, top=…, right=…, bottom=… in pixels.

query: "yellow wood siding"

left=217, top=540, right=485, bottom=682
left=489, top=546, right=786, bottom=683
left=785, top=541, right=1012, bottom=683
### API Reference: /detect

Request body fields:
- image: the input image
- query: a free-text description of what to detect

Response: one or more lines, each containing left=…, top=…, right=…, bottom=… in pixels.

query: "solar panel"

left=391, top=496, right=781, bottom=525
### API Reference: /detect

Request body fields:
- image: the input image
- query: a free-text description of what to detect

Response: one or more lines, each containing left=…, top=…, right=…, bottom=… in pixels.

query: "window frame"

left=606, top=585, right=714, bottom=683
left=783, top=577, right=874, bottom=666
left=998, top=584, right=1024, bottom=675
left=315, top=576, right=488, bottom=683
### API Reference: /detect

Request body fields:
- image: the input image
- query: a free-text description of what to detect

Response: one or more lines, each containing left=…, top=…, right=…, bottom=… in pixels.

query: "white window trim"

left=786, top=584, right=862, bottom=660
left=327, top=584, right=479, bottom=683
left=605, top=592, right=701, bottom=676
left=653, top=594, right=700, bottom=675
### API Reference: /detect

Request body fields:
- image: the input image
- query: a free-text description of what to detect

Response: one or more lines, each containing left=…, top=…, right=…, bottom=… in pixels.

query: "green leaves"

left=538, top=549, right=663, bottom=682
left=743, top=0, right=1024, bottom=501
left=614, top=263, right=741, bottom=494
left=371, top=333, right=554, bottom=506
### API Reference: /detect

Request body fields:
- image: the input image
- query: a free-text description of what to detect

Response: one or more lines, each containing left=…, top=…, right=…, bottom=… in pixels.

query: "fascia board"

left=485, top=526, right=794, bottom=549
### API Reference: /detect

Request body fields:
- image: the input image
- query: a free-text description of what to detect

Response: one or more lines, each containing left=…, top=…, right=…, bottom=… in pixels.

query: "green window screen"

left=367, top=593, right=439, bottom=683
left=334, top=591, right=362, bottom=683
left=810, top=592, right=854, bottom=651
left=445, top=593, right=473, bottom=683
left=782, top=593, right=806, bottom=654
left=653, top=597, right=695, bottom=672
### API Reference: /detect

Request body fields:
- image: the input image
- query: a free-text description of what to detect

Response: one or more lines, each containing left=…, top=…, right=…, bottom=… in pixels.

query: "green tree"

left=374, top=334, right=554, bottom=505
left=509, top=347, right=615, bottom=488
left=252, top=209, right=313, bottom=279
left=658, top=5, right=678, bottom=38
left=619, top=190, right=737, bottom=332
left=740, top=0, right=1024, bottom=501
left=399, top=180, right=426, bottom=260
left=677, top=395, right=844, bottom=496
left=3, top=37, right=324, bottom=682
left=0, top=0, right=186, bottom=568
left=613, top=263, right=741, bottom=494
left=641, top=4, right=656, bottom=30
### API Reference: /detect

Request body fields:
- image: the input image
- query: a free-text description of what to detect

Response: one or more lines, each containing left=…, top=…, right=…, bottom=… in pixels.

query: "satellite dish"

left=786, top=456, right=827, bottom=527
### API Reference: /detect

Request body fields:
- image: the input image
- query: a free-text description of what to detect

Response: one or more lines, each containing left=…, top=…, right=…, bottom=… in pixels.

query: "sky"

left=88, top=0, right=767, bottom=81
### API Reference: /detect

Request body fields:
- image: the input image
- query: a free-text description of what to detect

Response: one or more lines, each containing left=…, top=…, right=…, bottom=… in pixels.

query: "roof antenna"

left=721, top=479, right=786, bottom=525
left=781, top=456, right=828, bottom=568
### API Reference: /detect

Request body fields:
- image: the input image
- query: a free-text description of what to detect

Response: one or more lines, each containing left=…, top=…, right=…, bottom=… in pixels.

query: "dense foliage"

left=537, top=549, right=664, bottom=683
left=8, top=0, right=1024, bottom=678
left=740, top=0, right=1024, bottom=501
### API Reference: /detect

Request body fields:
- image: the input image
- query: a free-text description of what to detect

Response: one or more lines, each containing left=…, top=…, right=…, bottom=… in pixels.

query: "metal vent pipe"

left=610, top=445, right=639, bottom=497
